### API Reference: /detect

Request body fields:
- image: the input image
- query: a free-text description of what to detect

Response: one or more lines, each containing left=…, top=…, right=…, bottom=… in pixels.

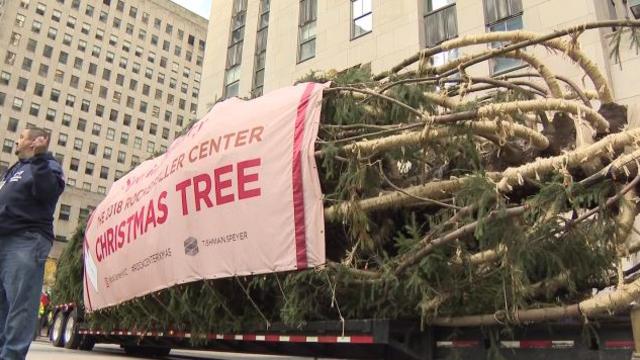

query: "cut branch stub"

left=477, top=99, right=609, bottom=133
left=497, top=128, right=640, bottom=192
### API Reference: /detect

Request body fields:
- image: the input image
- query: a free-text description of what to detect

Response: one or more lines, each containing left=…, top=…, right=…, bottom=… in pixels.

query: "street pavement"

left=27, top=339, right=330, bottom=360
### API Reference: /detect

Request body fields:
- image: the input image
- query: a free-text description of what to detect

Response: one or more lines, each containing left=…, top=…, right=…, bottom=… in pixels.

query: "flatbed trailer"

left=49, top=302, right=639, bottom=359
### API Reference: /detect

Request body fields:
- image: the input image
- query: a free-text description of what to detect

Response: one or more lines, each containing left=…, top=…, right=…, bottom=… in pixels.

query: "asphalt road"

left=27, top=340, right=330, bottom=360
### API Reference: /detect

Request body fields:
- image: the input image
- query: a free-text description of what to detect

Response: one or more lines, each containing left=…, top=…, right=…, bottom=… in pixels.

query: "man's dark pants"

left=0, top=231, right=51, bottom=360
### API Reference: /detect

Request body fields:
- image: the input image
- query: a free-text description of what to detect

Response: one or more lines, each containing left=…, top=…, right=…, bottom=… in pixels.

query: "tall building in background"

left=198, top=0, right=640, bottom=115
left=0, top=0, right=208, bottom=260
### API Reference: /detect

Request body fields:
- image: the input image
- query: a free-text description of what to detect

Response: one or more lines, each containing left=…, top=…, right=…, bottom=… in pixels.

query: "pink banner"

left=83, top=83, right=326, bottom=311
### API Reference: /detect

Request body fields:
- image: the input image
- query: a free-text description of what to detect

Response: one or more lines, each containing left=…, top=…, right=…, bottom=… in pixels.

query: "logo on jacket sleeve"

left=9, top=171, right=24, bottom=182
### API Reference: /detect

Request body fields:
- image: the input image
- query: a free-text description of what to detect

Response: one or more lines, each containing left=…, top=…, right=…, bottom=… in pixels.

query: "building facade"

left=198, top=0, right=640, bottom=116
left=0, top=0, right=208, bottom=259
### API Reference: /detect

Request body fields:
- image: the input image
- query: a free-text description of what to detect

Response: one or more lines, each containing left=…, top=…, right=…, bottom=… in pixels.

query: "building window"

left=34, top=83, right=45, bottom=96
left=62, top=113, right=71, bottom=126
left=126, top=23, right=134, bottom=34
left=5, top=51, right=16, bottom=65
left=49, top=89, right=59, bottom=102
left=81, top=22, right=90, bottom=35
left=29, top=102, right=40, bottom=116
left=129, top=6, right=137, bottom=18
left=45, top=108, right=56, bottom=121
left=20, top=0, right=30, bottom=9
left=57, top=133, right=68, bottom=146
left=109, top=108, right=119, bottom=121
left=52, top=9, right=62, bottom=22
left=351, top=0, right=372, bottom=39
left=74, top=57, right=83, bottom=70
left=32, top=20, right=42, bottom=33
left=67, top=16, right=76, bottom=29
left=47, top=27, right=58, bottom=40
left=7, top=118, right=19, bottom=132
left=81, top=98, right=90, bottom=111
left=0, top=72, right=10, bottom=85
left=99, top=10, right=108, bottom=23
left=71, top=0, right=80, bottom=9
left=79, top=208, right=91, bottom=223
left=88, top=63, right=97, bottom=75
left=22, top=57, right=33, bottom=71
left=70, top=157, right=79, bottom=171
left=252, top=0, right=270, bottom=97
left=73, top=138, right=83, bottom=151
left=36, top=2, right=46, bottom=16
left=147, top=141, right=155, bottom=153
left=54, top=69, right=64, bottom=83
left=17, top=77, right=28, bottom=91
left=27, top=39, right=37, bottom=52
left=106, top=127, right=115, bottom=140
left=17, top=77, right=29, bottom=91
left=298, top=0, right=317, bottom=63
left=88, top=142, right=97, bottom=155
left=224, top=0, right=247, bottom=98
left=3, top=140, right=14, bottom=153
left=58, top=51, right=68, bottom=64
left=65, top=94, right=75, bottom=107
left=71, top=75, right=80, bottom=88
left=120, top=132, right=128, bottom=145
left=149, top=123, right=157, bottom=135
left=59, top=204, right=71, bottom=221
left=100, top=166, right=109, bottom=179
left=92, top=123, right=101, bottom=136
left=134, top=136, right=142, bottom=149
left=425, top=0, right=457, bottom=48
left=484, top=0, right=523, bottom=74
left=82, top=182, right=91, bottom=191
left=78, top=118, right=87, bottom=131
left=103, top=146, right=112, bottom=159
left=10, top=32, right=22, bottom=46
left=117, top=151, right=126, bottom=163
left=85, top=162, right=94, bottom=175
left=12, top=97, right=23, bottom=111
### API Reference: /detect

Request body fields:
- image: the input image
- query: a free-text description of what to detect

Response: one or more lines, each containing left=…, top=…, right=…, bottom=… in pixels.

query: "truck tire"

left=123, top=345, right=171, bottom=357
left=50, top=310, right=67, bottom=348
left=63, top=309, right=80, bottom=349
left=78, top=334, right=96, bottom=351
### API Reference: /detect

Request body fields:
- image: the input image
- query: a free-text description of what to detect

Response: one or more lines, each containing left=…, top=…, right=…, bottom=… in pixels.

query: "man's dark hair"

left=27, top=127, right=51, bottom=149
left=27, top=127, right=50, bottom=140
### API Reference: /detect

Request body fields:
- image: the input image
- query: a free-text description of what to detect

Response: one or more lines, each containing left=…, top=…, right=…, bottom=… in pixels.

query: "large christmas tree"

left=54, top=20, right=640, bottom=337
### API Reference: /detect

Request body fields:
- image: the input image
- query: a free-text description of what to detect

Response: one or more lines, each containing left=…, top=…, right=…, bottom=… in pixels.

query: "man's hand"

left=31, top=136, right=48, bottom=155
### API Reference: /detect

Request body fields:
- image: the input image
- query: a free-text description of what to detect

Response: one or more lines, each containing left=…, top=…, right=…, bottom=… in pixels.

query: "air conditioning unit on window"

left=630, top=0, right=640, bottom=19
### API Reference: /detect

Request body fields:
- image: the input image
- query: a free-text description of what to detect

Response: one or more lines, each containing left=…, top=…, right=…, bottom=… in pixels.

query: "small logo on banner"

left=184, top=237, right=199, bottom=256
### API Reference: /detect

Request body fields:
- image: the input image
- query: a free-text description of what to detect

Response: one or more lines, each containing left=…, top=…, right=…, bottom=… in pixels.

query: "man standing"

left=0, top=128, right=65, bottom=359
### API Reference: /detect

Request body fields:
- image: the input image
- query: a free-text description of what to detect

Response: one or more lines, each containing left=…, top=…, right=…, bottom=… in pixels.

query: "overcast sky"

left=171, top=0, right=211, bottom=19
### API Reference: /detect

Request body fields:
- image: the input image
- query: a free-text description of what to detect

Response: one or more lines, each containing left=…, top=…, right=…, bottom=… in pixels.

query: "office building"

left=0, top=0, right=208, bottom=259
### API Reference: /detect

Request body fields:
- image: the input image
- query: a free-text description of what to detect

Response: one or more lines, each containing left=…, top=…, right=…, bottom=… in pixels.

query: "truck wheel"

left=78, top=335, right=96, bottom=351
left=123, top=345, right=171, bottom=357
left=50, top=310, right=67, bottom=348
left=63, top=309, right=80, bottom=349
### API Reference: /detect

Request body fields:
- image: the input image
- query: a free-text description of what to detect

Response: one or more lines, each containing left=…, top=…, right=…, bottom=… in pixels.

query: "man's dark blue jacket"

left=0, top=152, right=65, bottom=240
